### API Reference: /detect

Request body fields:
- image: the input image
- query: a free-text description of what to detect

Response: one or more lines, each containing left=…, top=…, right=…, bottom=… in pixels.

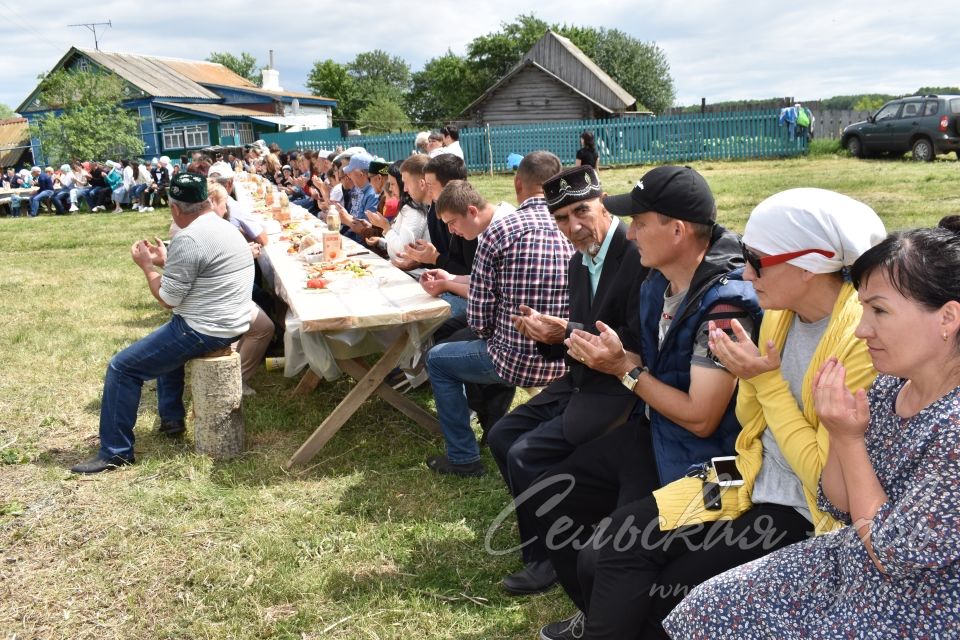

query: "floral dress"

left=663, top=375, right=960, bottom=639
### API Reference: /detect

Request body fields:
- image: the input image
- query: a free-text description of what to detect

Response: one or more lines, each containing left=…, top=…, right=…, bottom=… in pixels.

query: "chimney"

left=260, top=49, right=283, bottom=92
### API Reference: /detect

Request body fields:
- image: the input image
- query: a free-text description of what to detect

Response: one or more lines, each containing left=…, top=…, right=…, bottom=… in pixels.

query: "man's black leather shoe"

left=426, top=454, right=486, bottom=478
left=502, top=559, right=558, bottom=595
left=158, top=419, right=186, bottom=437
left=70, top=455, right=134, bottom=474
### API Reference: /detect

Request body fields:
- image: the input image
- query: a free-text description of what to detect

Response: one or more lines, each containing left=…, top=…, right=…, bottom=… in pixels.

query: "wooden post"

left=191, top=351, right=245, bottom=460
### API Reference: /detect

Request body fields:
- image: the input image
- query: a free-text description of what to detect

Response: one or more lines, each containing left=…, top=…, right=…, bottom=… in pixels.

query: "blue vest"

left=638, top=267, right=762, bottom=484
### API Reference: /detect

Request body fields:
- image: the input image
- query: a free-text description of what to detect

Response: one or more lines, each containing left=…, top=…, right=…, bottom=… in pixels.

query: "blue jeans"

left=29, top=190, right=54, bottom=216
left=98, top=314, right=237, bottom=461
left=439, top=292, right=468, bottom=319
left=130, top=184, right=147, bottom=204
left=425, top=339, right=508, bottom=464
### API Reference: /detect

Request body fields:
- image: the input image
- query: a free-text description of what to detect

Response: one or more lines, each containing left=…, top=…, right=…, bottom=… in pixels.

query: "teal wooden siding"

left=261, top=111, right=806, bottom=172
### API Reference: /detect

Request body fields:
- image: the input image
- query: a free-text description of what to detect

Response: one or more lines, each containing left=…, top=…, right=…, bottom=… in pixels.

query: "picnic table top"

left=257, top=206, right=450, bottom=333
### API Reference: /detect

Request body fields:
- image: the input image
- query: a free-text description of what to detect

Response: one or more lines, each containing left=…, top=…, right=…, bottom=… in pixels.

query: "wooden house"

left=17, top=47, right=336, bottom=163
left=461, top=31, right=636, bottom=126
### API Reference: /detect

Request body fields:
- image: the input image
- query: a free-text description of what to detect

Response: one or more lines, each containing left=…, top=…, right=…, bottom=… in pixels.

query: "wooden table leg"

left=284, top=332, right=411, bottom=469
left=338, top=358, right=441, bottom=436
left=292, top=369, right=321, bottom=396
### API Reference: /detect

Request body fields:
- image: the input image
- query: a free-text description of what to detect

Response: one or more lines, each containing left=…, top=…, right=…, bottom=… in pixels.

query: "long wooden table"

left=258, top=217, right=450, bottom=469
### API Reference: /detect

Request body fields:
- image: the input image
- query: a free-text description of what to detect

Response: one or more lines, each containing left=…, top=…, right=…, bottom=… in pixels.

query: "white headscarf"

left=743, top=188, right=886, bottom=274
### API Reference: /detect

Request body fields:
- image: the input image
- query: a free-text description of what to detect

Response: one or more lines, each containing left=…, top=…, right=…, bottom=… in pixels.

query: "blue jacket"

left=36, top=173, right=54, bottom=192
left=637, top=226, right=762, bottom=484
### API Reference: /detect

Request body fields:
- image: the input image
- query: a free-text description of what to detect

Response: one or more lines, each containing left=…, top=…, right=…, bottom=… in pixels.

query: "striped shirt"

left=160, top=212, right=254, bottom=338
left=468, top=198, right=574, bottom=387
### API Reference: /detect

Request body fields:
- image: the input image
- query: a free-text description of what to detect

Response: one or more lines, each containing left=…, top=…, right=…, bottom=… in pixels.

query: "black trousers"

left=529, top=420, right=661, bottom=610
left=578, top=497, right=811, bottom=640
left=488, top=395, right=576, bottom=564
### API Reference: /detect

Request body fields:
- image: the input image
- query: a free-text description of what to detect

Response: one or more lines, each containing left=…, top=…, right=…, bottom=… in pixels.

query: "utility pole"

left=68, top=21, right=112, bottom=50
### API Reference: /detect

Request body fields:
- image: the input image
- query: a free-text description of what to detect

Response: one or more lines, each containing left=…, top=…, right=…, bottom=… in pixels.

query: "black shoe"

left=158, top=419, right=185, bottom=437
left=70, top=455, right=134, bottom=474
left=425, top=454, right=485, bottom=478
left=502, top=559, right=558, bottom=595
left=540, top=611, right=585, bottom=640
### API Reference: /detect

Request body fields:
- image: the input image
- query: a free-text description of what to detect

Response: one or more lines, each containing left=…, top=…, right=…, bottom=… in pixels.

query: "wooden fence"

left=262, top=110, right=808, bottom=173
left=809, top=109, right=872, bottom=139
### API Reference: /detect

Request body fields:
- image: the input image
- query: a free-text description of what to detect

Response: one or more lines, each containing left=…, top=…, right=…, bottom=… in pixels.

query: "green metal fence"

left=261, top=110, right=807, bottom=173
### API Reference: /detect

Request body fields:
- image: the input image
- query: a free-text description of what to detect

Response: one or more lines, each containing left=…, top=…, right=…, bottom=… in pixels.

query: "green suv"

left=841, top=95, right=960, bottom=161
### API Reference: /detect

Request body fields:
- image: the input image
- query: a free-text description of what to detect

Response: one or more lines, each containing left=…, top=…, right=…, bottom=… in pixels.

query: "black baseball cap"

left=604, top=165, right=716, bottom=225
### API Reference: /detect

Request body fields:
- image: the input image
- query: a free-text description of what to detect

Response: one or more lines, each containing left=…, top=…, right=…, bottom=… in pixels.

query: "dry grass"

left=1, top=155, right=958, bottom=638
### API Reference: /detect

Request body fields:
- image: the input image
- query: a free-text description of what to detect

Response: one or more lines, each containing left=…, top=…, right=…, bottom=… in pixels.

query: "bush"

left=807, top=138, right=843, bottom=157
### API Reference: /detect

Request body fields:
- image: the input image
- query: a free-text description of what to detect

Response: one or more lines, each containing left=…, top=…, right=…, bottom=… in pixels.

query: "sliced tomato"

left=306, top=278, right=328, bottom=289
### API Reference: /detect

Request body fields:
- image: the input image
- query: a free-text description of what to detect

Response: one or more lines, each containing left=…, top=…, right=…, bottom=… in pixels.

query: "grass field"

left=1, top=156, right=958, bottom=639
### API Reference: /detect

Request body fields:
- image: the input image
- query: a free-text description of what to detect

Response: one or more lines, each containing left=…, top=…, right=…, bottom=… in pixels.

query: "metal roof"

left=80, top=49, right=222, bottom=99
left=0, top=118, right=30, bottom=167
left=153, top=102, right=277, bottom=120
left=162, top=58, right=259, bottom=89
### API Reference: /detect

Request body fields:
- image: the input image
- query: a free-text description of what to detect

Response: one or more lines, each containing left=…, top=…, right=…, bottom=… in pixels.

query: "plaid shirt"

left=468, top=197, right=574, bottom=387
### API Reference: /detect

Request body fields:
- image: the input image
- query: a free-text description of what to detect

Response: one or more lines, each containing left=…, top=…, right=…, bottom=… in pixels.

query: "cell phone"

left=702, top=482, right=722, bottom=511
left=711, top=456, right=744, bottom=487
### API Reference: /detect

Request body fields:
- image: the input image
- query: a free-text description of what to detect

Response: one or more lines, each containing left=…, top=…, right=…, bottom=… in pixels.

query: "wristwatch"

left=621, top=365, right=648, bottom=392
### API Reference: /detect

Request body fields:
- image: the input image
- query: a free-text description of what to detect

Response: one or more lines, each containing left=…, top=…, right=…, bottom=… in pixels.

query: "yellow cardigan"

left=653, top=282, right=876, bottom=535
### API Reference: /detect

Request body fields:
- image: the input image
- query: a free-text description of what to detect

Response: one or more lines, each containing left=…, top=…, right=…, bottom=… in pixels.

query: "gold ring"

left=580, top=357, right=586, bottom=362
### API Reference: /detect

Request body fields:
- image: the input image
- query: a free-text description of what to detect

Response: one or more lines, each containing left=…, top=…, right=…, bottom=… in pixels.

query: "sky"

left=2, top=0, right=956, bottom=113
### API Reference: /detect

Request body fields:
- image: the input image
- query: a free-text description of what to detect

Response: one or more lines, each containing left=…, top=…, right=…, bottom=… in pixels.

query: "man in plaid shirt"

left=424, top=166, right=573, bottom=477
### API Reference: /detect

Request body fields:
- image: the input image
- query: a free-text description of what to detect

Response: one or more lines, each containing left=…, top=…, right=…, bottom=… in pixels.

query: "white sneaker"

left=68, top=204, right=79, bottom=212
left=146, top=207, right=154, bottom=212
left=132, top=205, right=141, bottom=211
left=92, top=206, right=103, bottom=212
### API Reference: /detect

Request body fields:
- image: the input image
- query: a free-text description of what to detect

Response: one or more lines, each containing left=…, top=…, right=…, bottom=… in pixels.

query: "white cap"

left=60, top=164, right=71, bottom=172
left=151, top=157, right=159, bottom=164
left=208, top=161, right=235, bottom=179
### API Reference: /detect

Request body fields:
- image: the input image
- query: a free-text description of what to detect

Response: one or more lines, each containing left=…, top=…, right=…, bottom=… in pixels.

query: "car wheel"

left=912, top=138, right=934, bottom=162
left=846, top=136, right=864, bottom=158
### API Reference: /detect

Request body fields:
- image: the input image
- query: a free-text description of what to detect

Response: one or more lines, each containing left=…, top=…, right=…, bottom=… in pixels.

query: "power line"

left=0, top=0, right=64, bottom=55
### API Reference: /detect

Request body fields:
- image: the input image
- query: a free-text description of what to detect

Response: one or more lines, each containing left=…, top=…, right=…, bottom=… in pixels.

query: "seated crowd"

left=61, top=131, right=959, bottom=638
left=1, top=157, right=174, bottom=216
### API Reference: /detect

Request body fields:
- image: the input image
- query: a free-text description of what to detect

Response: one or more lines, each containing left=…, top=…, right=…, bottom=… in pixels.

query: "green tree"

left=306, top=59, right=362, bottom=127
left=852, top=95, right=889, bottom=112
left=0, top=104, right=14, bottom=119
left=464, top=15, right=675, bottom=114
left=29, top=70, right=144, bottom=164
left=348, top=50, right=411, bottom=102
left=207, top=51, right=262, bottom=86
left=915, top=86, right=960, bottom=95
left=407, top=52, right=478, bottom=126
left=586, top=28, right=674, bottom=113
left=466, top=14, right=550, bottom=92
left=357, top=95, right=411, bottom=134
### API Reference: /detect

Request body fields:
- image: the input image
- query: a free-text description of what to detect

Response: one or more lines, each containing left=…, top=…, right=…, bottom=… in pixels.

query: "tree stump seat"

left=190, top=349, right=245, bottom=460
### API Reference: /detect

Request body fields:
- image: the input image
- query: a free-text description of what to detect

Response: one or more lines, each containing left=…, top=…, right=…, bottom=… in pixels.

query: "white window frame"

left=220, top=122, right=237, bottom=140
left=162, top=126, right=185, bottom=150
left=183, top=124, right=210, bottom=148
left=237, top=122, right=255, bottom=144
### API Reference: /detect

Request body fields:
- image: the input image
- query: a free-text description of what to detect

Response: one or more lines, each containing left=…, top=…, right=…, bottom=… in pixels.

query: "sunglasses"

left=741, top=244, right=835, bottom=276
